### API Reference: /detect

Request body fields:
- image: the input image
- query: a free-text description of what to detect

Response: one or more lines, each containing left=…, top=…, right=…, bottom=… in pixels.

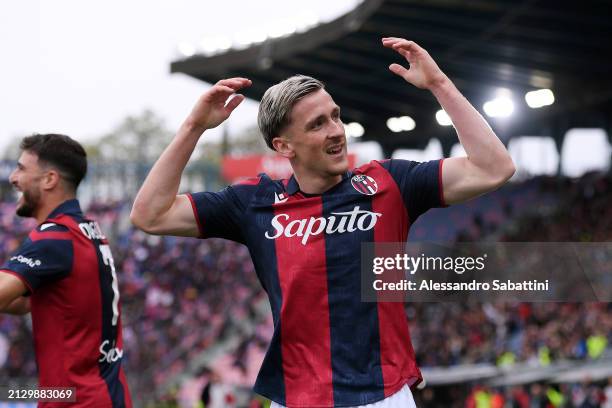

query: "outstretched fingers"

left=210, top=78, right=251, bottom=106
left=382, top=37, right=421, bottom=54
left=206, top=85, right=239, bottom=101
left=217, top=77, right=252, bottom=91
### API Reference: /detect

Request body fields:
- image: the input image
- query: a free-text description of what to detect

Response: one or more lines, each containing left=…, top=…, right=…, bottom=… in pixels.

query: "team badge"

left=351, top=174, right=378, bottom=195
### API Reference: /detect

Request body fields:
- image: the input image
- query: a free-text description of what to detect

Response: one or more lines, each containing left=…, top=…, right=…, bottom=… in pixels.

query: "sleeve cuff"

left=186, top=193, right=205, bottom=238
left=438, top=158, right=448, bottom=207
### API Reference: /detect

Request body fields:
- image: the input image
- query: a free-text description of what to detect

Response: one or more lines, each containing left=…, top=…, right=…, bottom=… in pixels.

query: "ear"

left=272, top=136, right=295, bottom=159
left=40, top=169, right=61, bottom=191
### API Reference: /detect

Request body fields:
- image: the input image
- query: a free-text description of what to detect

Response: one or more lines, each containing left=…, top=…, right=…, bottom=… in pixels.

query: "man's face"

left=9, top=151, right=44, bottom=218
left=282, top=89, right=349, bottom=178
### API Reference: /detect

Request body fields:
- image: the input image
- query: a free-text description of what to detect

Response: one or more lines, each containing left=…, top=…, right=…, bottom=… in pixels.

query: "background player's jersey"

left=190, top=159, right=445, bottom=408
left=0, top=199, right=131, bottom=408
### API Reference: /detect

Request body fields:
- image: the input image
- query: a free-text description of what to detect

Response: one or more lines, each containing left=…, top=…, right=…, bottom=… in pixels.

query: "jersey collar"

left=286, top=171, right=352, bottom=196
left=286, top=175, right=300, bottom=195
left=47, top=199, right=83, bottom=219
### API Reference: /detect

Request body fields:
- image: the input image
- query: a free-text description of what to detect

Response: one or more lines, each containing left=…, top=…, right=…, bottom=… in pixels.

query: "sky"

left=0, top=0, right=360, bottom=153
left=1, top=1, right=609, bottom=176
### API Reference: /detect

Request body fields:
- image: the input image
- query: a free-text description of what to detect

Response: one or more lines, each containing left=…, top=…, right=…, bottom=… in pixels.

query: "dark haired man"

left=132, top=38, right=515, bottom=407
left=0, top=134, right=132, bottom=407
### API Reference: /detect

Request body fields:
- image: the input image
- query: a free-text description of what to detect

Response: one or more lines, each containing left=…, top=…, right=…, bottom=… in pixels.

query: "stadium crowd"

left=411, top=172, right=612, bottom=366
left=0, top=171, right=611, bottom=407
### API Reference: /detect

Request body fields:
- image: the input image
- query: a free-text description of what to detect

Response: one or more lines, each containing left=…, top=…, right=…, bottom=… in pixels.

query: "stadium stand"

left=1, top=171, right=611, bottom=407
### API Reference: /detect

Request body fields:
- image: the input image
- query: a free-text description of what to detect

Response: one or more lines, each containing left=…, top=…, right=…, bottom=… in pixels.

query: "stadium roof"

left=171, top=0, right=612, bottom=155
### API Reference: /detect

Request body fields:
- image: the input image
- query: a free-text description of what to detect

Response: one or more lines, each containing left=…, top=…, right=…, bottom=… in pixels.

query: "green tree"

left=194, top=124, right=268, bottom=164
left=96, top=109, right=172, bottom=163
left=229, top=124, right=268, bottom=155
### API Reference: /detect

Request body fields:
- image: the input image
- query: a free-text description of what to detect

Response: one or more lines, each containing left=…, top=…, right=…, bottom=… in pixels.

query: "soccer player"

left=131, top=38, right=515, bottom=407
left=0, top=134, right=132, bottom=407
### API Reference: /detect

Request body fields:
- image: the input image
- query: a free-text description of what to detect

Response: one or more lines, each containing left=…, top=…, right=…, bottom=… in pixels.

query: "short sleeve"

left=188, top=179, right=259, bottom=243
left=380, top=159, right=446, bottom=221
left=1, top=226, right=73, bottom=293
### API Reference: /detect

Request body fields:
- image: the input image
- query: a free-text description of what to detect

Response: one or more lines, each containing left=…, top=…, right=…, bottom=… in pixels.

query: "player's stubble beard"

left=16, top=187, right=41, bottom=218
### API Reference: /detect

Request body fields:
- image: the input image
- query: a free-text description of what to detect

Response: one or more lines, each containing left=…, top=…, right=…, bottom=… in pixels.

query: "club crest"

left=351, top=174, right=378, bottom=195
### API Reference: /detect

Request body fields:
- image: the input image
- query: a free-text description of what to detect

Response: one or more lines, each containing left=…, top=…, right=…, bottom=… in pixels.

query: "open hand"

left=186, top=77, right=252, bottom=131
left=382, top=38, right=447, bottom=90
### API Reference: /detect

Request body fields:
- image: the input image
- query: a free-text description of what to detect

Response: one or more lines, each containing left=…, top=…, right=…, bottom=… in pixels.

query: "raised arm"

left=130, top=78, right=251, bottom=236
left=382, top=38, right=515, bottom=205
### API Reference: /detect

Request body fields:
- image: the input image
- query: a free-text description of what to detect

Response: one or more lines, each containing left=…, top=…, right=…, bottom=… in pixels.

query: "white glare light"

left=216, top=37, right=232, bottom=52
left=201, top=36, right=232, bottom=55
left=386, top=116, right=415, bottom=132
left=268, top=20, right=296, bottom=39
left=234, top=30, right=267, bottom=48
left=483, top=97, right=514, bottom=118
left=295, top=11, right=319, bottom=32
left=525, top=89, right=555, bottom=109
left=345, top=122, right=364, bottom=138
left=386, top=118, right=401, bottom=132
left=398, top=116, right=415, bottom=131
left=177, top=42, right=196, bottom=57
left=435, top=109, right=452, bottom=126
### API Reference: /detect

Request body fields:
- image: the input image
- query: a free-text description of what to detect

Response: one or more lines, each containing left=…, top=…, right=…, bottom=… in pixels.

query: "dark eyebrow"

left=305, top=114, right=325, bottom=130
left=17, top=162, right=25, bottom=170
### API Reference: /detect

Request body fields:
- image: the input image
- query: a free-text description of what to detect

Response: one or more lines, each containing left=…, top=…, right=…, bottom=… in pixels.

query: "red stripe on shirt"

left=234, top=176, right=261, bottom=186
left=42, top=216, right=114, bottom=406
left=274, top=197, right=334, bottom=407
left=28, top=230, right=72, bottom=241
left=370, top=162, right=422, bottom=396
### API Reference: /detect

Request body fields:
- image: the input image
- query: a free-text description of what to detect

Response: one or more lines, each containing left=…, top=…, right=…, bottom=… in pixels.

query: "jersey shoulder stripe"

left=29, top=222, right=71, bottom=241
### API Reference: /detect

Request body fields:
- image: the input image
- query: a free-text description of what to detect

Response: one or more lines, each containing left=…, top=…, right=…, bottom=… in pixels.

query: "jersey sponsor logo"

left=351, top=174, right=378, bottom=195
left=265, top=205, right=382, bottom=245
left=99, top=340, right=123, bottom=363
left=78, top=221, right=106, bottom=240
left=10, top=255, right=42, bottom=268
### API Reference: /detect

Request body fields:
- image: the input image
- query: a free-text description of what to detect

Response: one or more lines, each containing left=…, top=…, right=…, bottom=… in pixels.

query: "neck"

left=34, top=194, right=75, bottom=224
left=292, top=169, right=343, bottom=195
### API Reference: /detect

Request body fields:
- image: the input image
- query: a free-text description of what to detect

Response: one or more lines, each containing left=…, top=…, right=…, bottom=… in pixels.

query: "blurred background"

left=1, top=0, right=612, bottom=406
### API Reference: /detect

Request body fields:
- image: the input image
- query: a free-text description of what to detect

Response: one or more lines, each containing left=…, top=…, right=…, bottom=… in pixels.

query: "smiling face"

left=276, top=89, right=349, bottom=182
left=9, top=151, right=45, bottom=218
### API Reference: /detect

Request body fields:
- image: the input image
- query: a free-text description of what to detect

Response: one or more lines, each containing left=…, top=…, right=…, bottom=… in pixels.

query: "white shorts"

left=270, top=384, right=417, bottom=408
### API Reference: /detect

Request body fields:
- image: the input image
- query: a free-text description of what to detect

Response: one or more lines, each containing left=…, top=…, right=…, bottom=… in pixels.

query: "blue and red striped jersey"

left=1, top=199, right=131, bottom=408
left=189, top=159, right=445, bottom=407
